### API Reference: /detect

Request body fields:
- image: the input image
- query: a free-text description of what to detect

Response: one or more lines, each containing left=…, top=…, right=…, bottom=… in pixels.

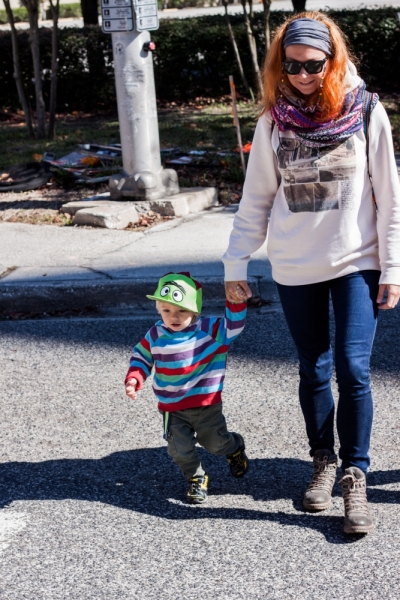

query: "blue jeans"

left=276, top=270, right=380, bottom=473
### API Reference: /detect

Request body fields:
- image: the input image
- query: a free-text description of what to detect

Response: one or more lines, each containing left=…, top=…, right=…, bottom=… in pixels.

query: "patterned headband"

left=283, top=18, right=332, bottom=57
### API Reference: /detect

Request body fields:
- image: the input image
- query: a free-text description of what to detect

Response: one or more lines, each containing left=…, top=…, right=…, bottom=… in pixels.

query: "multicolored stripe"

left=270, top=81, right=379, bottom=149
left=125, top=300, right=247, bottom=412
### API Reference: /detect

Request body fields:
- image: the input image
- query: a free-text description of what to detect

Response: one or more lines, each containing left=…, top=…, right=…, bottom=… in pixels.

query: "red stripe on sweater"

left=211, top=320, right=220, bottom=339
left=158, top=391, right=222, bottom=412
left=156, top=346, right=228, bottom=375
left=226, top=301, right=247, bottom=313
left=140, top=337, right=151, bottom=352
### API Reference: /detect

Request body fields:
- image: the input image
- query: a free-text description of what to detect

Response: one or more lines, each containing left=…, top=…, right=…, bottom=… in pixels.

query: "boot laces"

left=340, top=474, right=370, bottom=516
left=308, top=456, right=337, bottom=493
left=189, top=478, right=204, bottom=493
left=228, top=450, right=245, bottom=468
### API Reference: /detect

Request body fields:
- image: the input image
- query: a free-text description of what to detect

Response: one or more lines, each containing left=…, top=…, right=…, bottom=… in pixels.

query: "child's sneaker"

left=187, top=474, right=209, bottom=504
left=226, top=435, right=249, bottom=478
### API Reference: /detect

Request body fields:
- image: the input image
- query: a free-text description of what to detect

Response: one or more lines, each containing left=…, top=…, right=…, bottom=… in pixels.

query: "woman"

left=223, top=12, right=400, bottom=534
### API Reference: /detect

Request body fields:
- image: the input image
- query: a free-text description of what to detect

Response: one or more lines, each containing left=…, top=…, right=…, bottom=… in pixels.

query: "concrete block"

left=72, top=204, right=139, bottom=229
left=62, top=187, right=218, bottom=220
left=184, top=187, right=218, bottom=214
left=148, top=187, right=218, bottom=217
left=61, top=200, right=116, bottom=216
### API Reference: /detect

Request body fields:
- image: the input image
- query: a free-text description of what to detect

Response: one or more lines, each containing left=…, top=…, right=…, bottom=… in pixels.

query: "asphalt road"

left=1, top=303, right=400, bottom=599
left=2, top=0, right=400, bottom=29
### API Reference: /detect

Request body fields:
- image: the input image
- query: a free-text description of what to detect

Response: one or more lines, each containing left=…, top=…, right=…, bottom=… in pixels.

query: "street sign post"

left=101, top=0, right=179, bottom=201
left=134, top=0, right=159, bottom=31
left=101, top=0, right=134, bottom=32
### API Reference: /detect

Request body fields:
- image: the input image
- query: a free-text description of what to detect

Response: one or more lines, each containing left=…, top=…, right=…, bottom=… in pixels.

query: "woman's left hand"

left=377, top=284, right=400, bottom=309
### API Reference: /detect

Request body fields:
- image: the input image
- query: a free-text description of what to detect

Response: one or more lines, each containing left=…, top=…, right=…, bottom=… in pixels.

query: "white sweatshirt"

left=223, top=102, right=400, bottom=286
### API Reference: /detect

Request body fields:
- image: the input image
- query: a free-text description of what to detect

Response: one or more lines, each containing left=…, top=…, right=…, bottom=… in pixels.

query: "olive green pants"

left=165, top=403, right=242, bottom=480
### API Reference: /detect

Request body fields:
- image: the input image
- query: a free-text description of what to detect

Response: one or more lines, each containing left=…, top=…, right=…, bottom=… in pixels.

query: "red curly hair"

left=262, top=11, right=357, bottom=119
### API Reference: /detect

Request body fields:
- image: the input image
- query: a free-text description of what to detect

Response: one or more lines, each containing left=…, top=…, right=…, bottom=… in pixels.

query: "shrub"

left=0, top=8, right=399, bottom=111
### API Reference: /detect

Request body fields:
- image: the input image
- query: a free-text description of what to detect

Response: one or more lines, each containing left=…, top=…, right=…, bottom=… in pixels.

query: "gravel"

left=0, top=307, right=399, bottom=599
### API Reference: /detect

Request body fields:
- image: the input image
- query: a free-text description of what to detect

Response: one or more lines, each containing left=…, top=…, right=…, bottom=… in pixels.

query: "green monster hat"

left=147, top=272, right=202, bottom=313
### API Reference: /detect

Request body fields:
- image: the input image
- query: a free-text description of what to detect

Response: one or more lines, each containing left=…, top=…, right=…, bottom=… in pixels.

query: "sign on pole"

left=134, top=0, right=159, bottom=31
left=101, top=0, right=134, bottom=32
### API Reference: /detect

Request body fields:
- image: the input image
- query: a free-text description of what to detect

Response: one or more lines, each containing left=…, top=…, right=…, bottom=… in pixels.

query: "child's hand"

left=125, top=378, right=138, bottom=400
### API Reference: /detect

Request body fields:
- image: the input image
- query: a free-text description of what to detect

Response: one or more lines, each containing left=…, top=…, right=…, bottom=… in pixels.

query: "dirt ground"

left=1, top=95, right=397, bottom=228
left=0, top=166, right=242, bottom=228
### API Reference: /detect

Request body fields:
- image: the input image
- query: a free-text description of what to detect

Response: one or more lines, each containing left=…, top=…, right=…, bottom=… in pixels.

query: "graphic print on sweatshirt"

left=277, top=135, right=356, bottom=213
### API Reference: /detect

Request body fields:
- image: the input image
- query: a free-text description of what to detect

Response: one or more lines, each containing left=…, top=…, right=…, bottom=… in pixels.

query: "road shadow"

left=0, top=304, right=399, bottom=374
left=1, top=449, right=398, bottom=545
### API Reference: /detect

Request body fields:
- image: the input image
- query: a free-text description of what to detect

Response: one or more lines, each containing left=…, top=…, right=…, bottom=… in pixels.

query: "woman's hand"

left=225, top=280, right=253, bottom=303
left=377, top=284, right=400, bottom=309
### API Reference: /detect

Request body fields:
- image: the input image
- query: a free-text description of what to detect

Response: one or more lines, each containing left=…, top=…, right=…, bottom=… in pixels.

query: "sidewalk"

left=2, top=149, right=400, bottom=315
left=0, top=205, right=274, bottom=313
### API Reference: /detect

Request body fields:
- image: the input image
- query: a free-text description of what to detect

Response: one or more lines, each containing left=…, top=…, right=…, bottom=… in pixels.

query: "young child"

left=125, top=271, right=249, bottom=504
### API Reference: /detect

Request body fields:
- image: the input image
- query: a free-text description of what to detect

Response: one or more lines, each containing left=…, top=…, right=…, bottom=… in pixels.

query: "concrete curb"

left=61, top=187, right=219, bottom=229
left=0, top=276, right=277, bottom=313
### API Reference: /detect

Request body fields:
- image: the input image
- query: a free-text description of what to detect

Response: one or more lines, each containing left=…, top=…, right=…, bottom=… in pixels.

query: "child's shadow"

left=1, top=448, right=398, bottom=545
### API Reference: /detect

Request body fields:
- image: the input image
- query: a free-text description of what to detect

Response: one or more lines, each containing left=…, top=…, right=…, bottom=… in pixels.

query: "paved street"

left=0, top=206, right=272, bottom=313
left=1, top=300, right=400, bottom=598
left=2, top=0, right=400, bottom=29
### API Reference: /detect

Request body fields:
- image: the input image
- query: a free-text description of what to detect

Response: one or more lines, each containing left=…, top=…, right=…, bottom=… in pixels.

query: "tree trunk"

left=48, top=0, right=60, bottom=139
left=262, top=0, right=272, bottom=53
left=240, top=0, right=262, bottom=98
left=292, top=0, right=307, bottom=13
left=222, top=0, right=250, bottom=96
left=81, top=0, right=98, bottom=25
left=3, top=0, right=34, bottom=137
left=21, top=0, right=46, bottom=138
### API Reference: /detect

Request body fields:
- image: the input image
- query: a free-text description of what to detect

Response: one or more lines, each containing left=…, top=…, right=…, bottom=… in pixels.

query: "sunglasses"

left=282, top=58, right=327, bottom=75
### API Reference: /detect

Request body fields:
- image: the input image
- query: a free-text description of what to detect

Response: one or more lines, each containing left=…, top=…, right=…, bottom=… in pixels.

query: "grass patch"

left=0, top=3, right=81, bottom=23
left=158, top=102, right=258, bottom=151
left=58, top=3, right=82, bottom=19
left=0, top=103, right=258, bottom=172
left=0, top=98, right=398, bottom=207
left=0, top=209, right=72, bottom=226
left=0, top=7, right=28, bottom=24
left=0, top=112, right=121, bottom=172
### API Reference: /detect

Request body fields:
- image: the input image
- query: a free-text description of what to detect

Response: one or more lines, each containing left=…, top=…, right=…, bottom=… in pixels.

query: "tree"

left=48, top=0, right=61, bottom=138
left=240, top=0, right=262, bottom=97
left=2, top=0, right=34, bottom=137
left=292, top=0, right=307, bottom=13
left=81, top=0, right=98, bottom=25
left=262, top=0, right=272, bottom=52
left=20, top=0, right=47, bottom=137
left=5, top=0, right=61, bottom=139
left=221, top=0, right=250, bottom=96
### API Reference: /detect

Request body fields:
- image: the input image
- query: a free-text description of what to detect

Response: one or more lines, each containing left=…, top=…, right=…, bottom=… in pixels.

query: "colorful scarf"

left=270, top=81, right=379, bottom=148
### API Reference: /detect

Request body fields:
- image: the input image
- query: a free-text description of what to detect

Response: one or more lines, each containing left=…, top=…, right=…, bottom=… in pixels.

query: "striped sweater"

left=125, top=300, right=247, bottom=412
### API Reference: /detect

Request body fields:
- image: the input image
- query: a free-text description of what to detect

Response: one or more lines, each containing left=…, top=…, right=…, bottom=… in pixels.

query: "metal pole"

left=109, top=29, right=179, bottom=201
left=229, top=75, right=246, bottom=178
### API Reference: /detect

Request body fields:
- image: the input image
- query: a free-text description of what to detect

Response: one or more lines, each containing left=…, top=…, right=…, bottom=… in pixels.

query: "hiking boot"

left=339, top=467, right=374, bottom=534
left=303, top=449, right=338, bottom=511
left=226, top=435, right=249, bottom=478
left=187, top=474, right=209, bottom=504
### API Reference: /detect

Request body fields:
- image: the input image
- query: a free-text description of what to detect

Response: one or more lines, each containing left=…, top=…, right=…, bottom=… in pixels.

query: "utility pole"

left=102, top=0, right=179, bottom=200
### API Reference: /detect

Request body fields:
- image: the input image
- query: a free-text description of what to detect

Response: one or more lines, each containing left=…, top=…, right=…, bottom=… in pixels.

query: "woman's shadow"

left=1, top=448, right=398, bottom=545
